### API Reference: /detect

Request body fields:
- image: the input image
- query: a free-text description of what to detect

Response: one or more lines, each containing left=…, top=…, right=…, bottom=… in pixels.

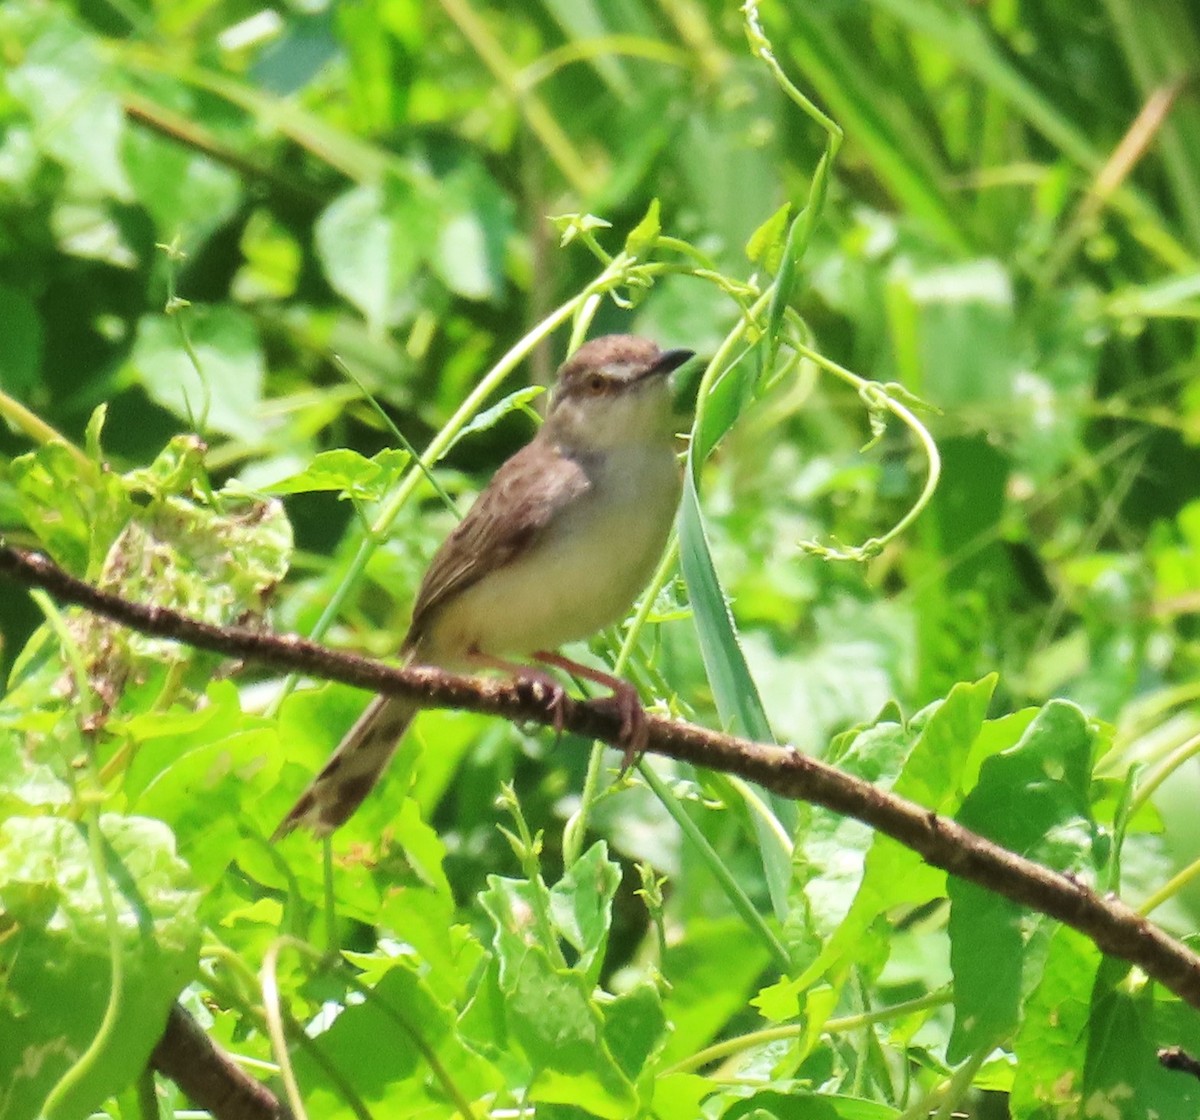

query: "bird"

left=272, top=334, right=694, bottom=838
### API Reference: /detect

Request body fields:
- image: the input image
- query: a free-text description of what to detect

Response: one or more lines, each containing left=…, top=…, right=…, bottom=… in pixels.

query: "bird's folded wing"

left=404, top=441, right=592, bottom=648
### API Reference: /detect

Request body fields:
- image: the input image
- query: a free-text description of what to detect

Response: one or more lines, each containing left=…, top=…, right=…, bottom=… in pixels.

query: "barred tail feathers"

left=271, top=695, right=417, bottom=840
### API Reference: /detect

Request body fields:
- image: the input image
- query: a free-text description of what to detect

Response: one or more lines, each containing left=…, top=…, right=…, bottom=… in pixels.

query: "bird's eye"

left=586, top=374, right=606, bottom=394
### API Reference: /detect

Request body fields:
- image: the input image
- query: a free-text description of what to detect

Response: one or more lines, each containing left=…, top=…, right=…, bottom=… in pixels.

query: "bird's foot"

left=589, top=679, right=649, bottom=773
left=468, top=650, right=569, bottom=741
left=533, top=650, right=649, bottom=771
left=515, top=667, right=570, bottom=741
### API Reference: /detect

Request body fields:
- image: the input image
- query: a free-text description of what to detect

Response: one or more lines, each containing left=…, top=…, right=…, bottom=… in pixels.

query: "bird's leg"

left=467, top=651, right=570, bottom=739
left=532, top=650, right=649, bottom=770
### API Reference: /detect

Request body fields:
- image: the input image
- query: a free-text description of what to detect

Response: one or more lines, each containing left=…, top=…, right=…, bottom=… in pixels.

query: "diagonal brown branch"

left=4, top=540, right=1200, bottom=1013
left=152, top=1003, right=293, bottom=1120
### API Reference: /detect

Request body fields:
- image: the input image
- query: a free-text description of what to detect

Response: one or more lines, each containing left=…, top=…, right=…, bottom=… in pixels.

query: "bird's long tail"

left=271, top=695, right=417, bottom=840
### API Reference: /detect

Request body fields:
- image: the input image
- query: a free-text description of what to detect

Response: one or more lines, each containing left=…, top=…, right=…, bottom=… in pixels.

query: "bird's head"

left=544, top=335, right=694, bottom=450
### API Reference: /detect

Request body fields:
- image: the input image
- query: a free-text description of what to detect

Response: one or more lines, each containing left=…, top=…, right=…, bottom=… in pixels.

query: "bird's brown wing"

left=403, top=439, right=592, bottom=649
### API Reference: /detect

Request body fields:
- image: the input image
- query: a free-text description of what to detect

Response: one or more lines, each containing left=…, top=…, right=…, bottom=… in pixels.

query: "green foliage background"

left=2, top=0, right=1200, bottom=1117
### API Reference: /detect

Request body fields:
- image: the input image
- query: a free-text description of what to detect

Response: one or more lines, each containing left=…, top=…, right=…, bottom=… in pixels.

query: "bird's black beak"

left=640, top=348, right=695, bottom=380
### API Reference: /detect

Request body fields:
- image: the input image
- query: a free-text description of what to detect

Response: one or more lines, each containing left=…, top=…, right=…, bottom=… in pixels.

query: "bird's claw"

left=543, top=681, right=568, bottom=742
left=590, top=681, right=649, bottom=773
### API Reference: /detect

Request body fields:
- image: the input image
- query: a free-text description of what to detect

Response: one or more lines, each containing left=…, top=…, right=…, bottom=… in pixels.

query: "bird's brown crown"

left=554, top=334, right=662, bottom=393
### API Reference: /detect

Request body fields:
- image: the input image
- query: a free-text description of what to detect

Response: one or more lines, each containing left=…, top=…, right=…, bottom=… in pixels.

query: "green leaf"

left=690, top=352, right=754, bottom=464
left=786, top=719, right=915, bottom=969
left=122, top=433, right=208, bottom=498
left=892, top=674, right=998, bottom=812
left=480, top=870, right=637, bottom=1116
left=1081, top=958, right=1198, bottom=1119
left=265, top=447, right=411, bottom=501
left=678, top=465, right=794, bottom=920
left=624, top=198, right=661, bottom=260
left=9, top=448, right=291, bottom=739
left=786, top=678, right=997, bottom=985
left=947, top=700, right=1097, bottom=1061
left=5, top=442, right=125, bottom=572
left=745, top=202, right=792, bottom=273
left=125, top=684, right=281, bottom=885
left=294, top=957, right=502, bottom=1116
left=504, top=946, right=638, bottom=1117
left=603, top=982, right=667, bottom=1084
left=676, top=466, right=772, bottom=740
left=548, top=841, right=621, bottom=986
left=6, top=7, right=132, bottom=200
left=766, top=202, right=811, bottom=347
left=442, top=386, right=544, bottom=455
left=375, top=887, right=482, bottom=1004
left=0, top=816, right=201, bottom=1119
left=1010, top=926, right=1096, bottom=1117
left=125, top=307, right=266, bottom=440
left=0, top=284, right=42, bottom=393
left=314, top=177, right=437, bottom=334
left=432, top=159, right=514, bottom=301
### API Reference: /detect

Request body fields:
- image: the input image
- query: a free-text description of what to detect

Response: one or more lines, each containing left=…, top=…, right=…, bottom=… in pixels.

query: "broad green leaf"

left=0, top=727, right=71, bottom=814
left=1009, top=926, right=1095, bottom=1118
left=603, top=982, right=667, bottom=1085
left=315, top=177, right=437, bottom=334
left=5, top=442, right=124, bottom=572
left=891, top=674, right=998, bottom=812
left=125, top=307, right=266, bottom=440
left=947, top=700, right=1097, bottom=1061
left=294, top=958, right=502, bottom=1117
left=481, top=873, right=637, bottom=1116
left=72, top=485, right=290, bottom=717
left=1082, top=959, right=1177, bottom=1119
left=122, top=433, right=208, bottom=499
left=6, top=7, right=131, bottom=200
left=0, top=815, right=200, bottom=1119
left=505, top=946, right=638, bottom=1117
left=785, top=719, right=914, bottom=970
left=1140, top=997, right=1200, bottom=1119
left=432, top=159, right=513, bottom=302
left=787, top=678, right=997, bottom=986
left=548, top=841, right=621, bottom=986
left=651, top=1073, right=713, bottom=1120
left=375, top=887, right=483, bottom=1004
left=0, top=285, right=42, bottom=392
left=265, top=447, right=410, bottom=501
left=128, top=688, right=281, bottom=886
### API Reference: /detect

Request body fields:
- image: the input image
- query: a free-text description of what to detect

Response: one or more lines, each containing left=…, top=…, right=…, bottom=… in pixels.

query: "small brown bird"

left=273, top=335, right=693, bottom=838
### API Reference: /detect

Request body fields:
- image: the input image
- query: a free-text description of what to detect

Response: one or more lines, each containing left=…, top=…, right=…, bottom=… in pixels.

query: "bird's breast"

left=423, top=444, right=681, bottom=661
